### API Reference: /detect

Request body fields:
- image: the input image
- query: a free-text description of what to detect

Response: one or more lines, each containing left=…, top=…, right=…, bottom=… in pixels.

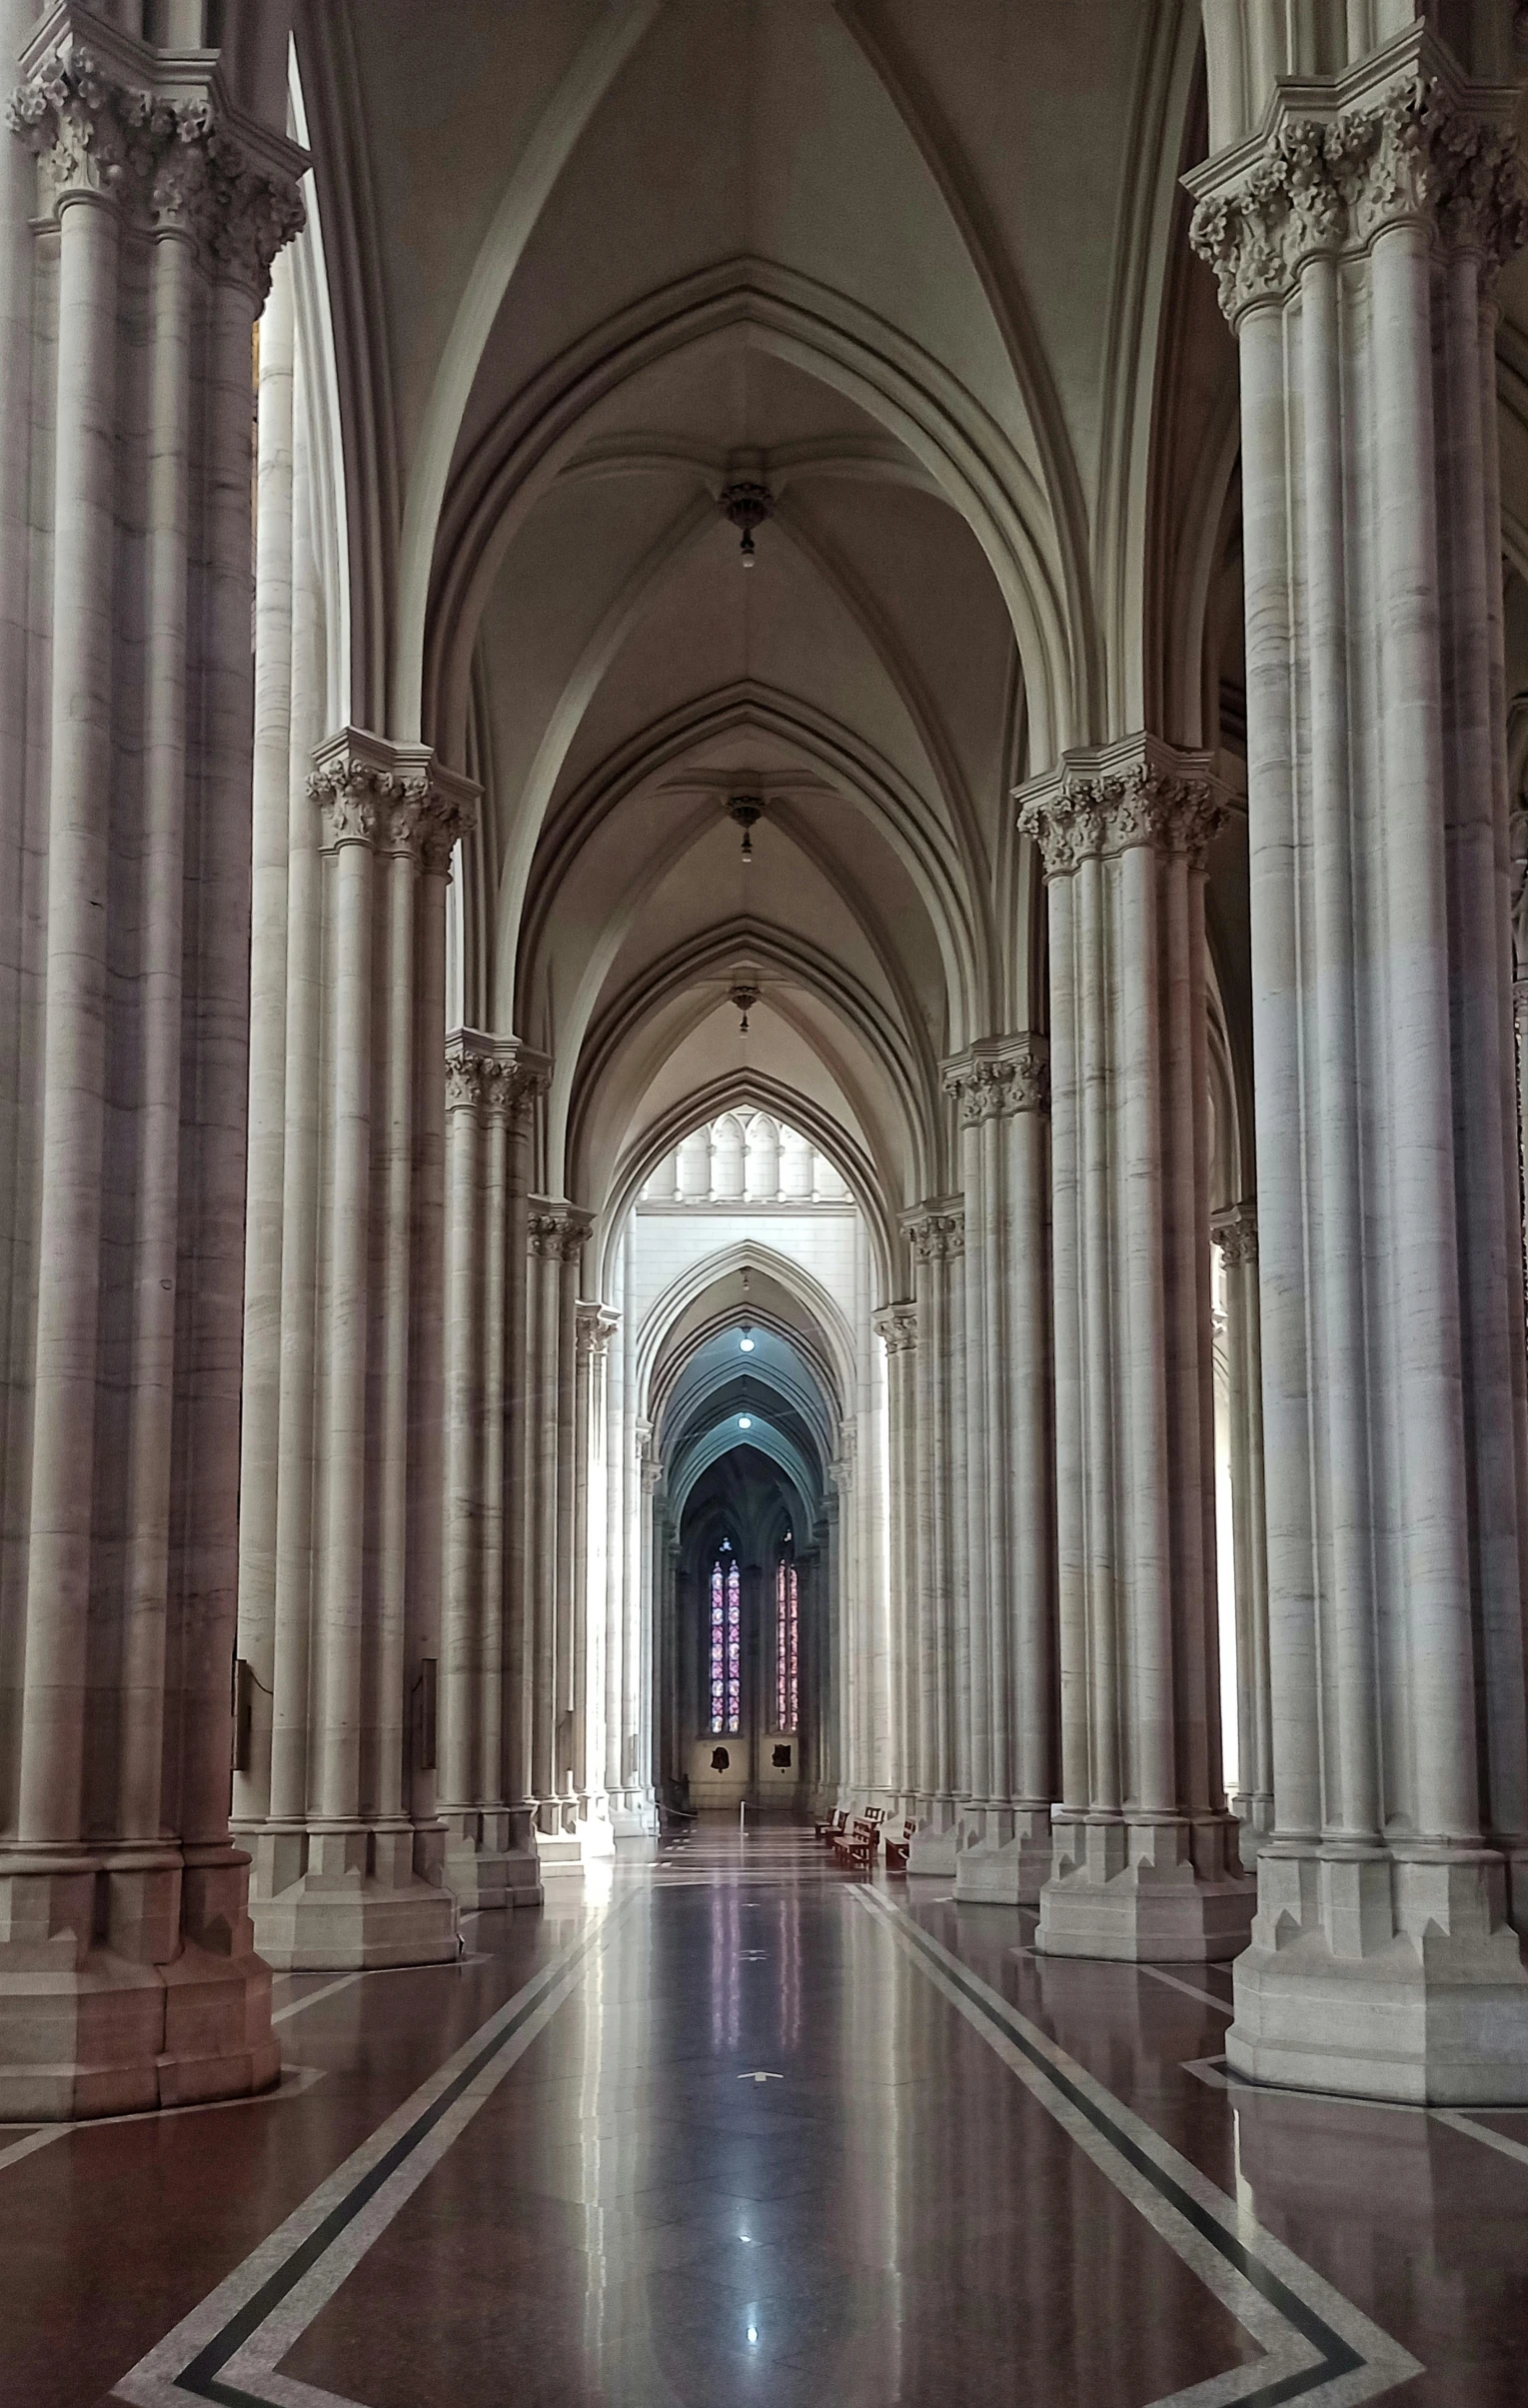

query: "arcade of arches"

left=9, top=3, right=1528, bottom=2401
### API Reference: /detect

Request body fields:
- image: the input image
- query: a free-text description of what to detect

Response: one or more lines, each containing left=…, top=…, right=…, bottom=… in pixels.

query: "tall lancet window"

left=774, top=1535, right=798, bottom=1732
left=710, top=1542, right=742, bottom=1733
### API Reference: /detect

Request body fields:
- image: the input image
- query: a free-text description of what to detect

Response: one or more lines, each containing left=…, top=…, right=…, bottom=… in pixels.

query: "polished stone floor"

left=2, top=1826, right=1525, bottom=2405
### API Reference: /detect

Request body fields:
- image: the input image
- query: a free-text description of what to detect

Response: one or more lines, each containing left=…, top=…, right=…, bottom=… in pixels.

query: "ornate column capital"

left=1015, top=735, right=1227, bottom=881
left=902, top=1202, right=964, bottom=1263
left=575, top=1302, right=620, bottom=1360
left=1211, top=1201, right=1259, bottom=1270
left=872, top=1301, right=918, bottom=1355
left=1186, top=33, right=1528, bottom=327
left=311, top=730, right=481, bottom=861
left=527, top=1202, right=593, bottom=1263
left=942, top=1034, right=1049, bottom=1122
left=445, top=1030, right=551, bottom=1124
left=8, top=12, right=305, bottom=294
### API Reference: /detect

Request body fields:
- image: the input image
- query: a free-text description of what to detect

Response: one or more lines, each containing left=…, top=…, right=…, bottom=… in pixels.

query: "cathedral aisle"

left=0, top=1829, right=1521, bottom=2406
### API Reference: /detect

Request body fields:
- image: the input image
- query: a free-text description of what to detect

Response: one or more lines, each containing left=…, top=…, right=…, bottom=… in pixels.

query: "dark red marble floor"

left=0, top=1825, right=1523, bottom=2406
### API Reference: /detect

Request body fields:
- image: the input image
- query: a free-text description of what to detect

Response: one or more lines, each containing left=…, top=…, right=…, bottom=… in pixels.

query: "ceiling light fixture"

left=720, top=480, right=773, bottom=567
left=728, top=794, right=763, bottom=862
left=739, top=1322, right=755, bottom=1352
left=738, top=1415, right=753, bottom=1430
left=729, top=981, right=760, bottom=1038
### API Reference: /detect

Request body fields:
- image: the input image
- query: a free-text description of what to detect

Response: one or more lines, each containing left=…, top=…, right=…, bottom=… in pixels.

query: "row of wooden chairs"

left=813, top=1803, right=916, bottom=1875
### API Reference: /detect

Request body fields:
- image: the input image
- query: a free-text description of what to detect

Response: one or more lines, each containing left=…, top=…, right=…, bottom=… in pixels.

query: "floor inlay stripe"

left=852, top=1887, right=1422, bottom=2408
left=110, top=1898, right=637, bottom=2408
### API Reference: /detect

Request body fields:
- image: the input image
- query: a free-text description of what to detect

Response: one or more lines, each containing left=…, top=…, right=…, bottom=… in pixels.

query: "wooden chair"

left=832, top=1816, right=880, bottom=1872
left=814, top=1808, right=847, bottom=1843
left=883, top=1819, right=916, bottom=1873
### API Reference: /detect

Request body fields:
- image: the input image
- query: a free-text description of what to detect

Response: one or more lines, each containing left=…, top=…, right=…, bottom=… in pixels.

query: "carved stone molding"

left=445, top=1030, right=551, bottom=1125
left=1187, top=39, right=1528, bottom=326
left=1016, top=737, right=1226, bottom=882
left=1211, top=1203, right=1259, bottom=1271
left=872, top=1302, right=918, bottom=1355
left=576, top=1302, right=620, bottom=1360
left=311, top=730, right=480, bottom=863
left=528, top=1204, right=592, bottom=1263
left=7, top=17, right=305, bottom=298
left=905, top=1205, right=964, bottom=1263
left=942, top=1034, right=1049, bottom=1123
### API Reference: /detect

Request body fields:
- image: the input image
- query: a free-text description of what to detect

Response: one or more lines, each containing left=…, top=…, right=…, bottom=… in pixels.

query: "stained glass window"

left=710, top=1544, right=741, bottom=1734
left=774, top=1546, right=798, bottom=1731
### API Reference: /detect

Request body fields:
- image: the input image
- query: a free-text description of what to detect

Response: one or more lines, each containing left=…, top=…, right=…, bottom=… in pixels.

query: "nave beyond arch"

left=7, top=0, right=1528, bottom=2210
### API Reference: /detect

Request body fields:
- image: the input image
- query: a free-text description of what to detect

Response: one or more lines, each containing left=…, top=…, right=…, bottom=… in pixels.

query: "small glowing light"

left=747, top=2326, right=760, bottom=2346
left=738, top=1415, right=753, bottom=1429
left=740, top=1334, right=755, bottom=1352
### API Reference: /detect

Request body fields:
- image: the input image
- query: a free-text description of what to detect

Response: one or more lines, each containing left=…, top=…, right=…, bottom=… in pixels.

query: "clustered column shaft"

left=1019, top=735, right=1251, bottom=1962
left=1189, top=30, right=1528, bottom=2097
left=944, top=1039, right=1056, bottom=1904
left=0, top=17, right=302, bottom=2113
left=439, top=1034, right=547, bottom=1908
left=233, top=727, right=475, bottom=1970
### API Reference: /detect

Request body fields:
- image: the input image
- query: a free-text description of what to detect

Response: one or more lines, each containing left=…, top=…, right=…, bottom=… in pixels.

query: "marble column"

left=438, top=1032, right=545, bottom=1909
left=237, top=730, right=472, bottom=1970
left=1211, top=1202, right=1272, bottom=1850
left=873, top=1303, right=919, bottom=1818
left=1019, top=736, right=1252, bottom=1960
left=0, top=18, right=302, bottom=2114
left=1189, top=33, right=1528, bottom=2096
left=905, top=1204, right=964, bottom=1873
left=571, top=1300, right=619, bottom=1857
left=524, top=1203, right=593, bottom=1866
left=944, top=1038, right=1057, bottom=1905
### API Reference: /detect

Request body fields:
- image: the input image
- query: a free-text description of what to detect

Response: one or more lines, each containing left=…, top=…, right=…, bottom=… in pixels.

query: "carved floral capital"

left=1016, top=741, right=1226, bottom=882
left=871, top=1302, right=918, bottom=1355
left=1188, top=64, right=1528, bottom=325
left=905, top=1206, right=963, bottom=1264
left=7, top=33, right=304, bottom=299
left=942, top=1035, right=1049, bottom=1123
left=1211, top=1203, right=1259, bottom=1270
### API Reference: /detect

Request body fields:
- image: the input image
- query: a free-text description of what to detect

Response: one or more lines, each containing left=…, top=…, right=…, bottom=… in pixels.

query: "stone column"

left=945, top=1038, right=1057, bottom=1904
left=1018, top=736, right=1251, bottom=1960
left=0, top=18, right=302, bottom=2114
left=437, top=1033, right=544, bottom=1909
left=238, top=731, right=472, bottom=1970
left=1211, top=1202, right=1272, bottom=1850
left=524, top=1203, right=592, bottom=1866
left=502, top=1056, right=544, bottom=1895
left=873, top=1303, right=919, bottom=1817
left=905, top=1204, right=964, bottom=1873
left=1189, top=34, right=1528, bottom=2097
left=572, top=1300, right=619, bottom=1857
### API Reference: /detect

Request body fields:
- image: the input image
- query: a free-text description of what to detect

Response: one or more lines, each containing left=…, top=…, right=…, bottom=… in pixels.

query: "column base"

left=0, top=1845, right=278, bottom=2121
left=1036, top=1812, right=1253, bottom=1961
left=534, top=1796, right=615, bottom=1874
left=441, top=1808, right=544, bottom=1912
left=1233, top=1790, right=1275, bottom=1869
left=610, top=1789, right=659, bottom=1839
left=955, top=1805, right=1053, bottom=1905
left=246, top=1823, right=459, bottom=1970
left=1226, top=1844, right=1528, bottom=2104
left=907, top=1796, right=959, bottom=1876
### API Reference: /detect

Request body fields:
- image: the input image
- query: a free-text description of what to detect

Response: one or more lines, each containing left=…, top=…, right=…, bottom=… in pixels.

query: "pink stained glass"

left=726, top=1560, right=741, bottom=1732
left=710, top=1560, right=727, bottom=1732
left=775, top=1551, right=798, bottom=1731
left=711, top=1549, right=741, bottom=1734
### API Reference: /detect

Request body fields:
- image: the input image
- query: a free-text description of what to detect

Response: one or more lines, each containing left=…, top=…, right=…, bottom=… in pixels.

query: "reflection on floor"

left=1, top=1824, right=1522, bottom=2406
